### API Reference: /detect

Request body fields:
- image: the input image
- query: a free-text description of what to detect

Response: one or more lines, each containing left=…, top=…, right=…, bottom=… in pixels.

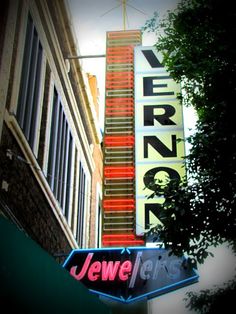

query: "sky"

left=66, top=1, right=235, bottom=313
left=66, top=0, right=179, bottom=54
left=66, top=0, right=197, bottom=149
left=66, top=0, right=191, bottom=130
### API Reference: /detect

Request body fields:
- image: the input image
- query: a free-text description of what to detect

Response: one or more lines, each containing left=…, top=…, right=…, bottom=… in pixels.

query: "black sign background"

left=63, top=247, right=198, bottom=303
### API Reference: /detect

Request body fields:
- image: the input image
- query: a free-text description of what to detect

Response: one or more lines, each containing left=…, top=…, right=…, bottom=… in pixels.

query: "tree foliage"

left=142, top=0, right=236, bottom=263
left=184, top=278, right=236, bottom=313
left=142, top=0, right=236, bottom=310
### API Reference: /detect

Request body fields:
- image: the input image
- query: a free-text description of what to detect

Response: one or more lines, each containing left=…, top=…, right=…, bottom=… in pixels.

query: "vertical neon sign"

left=134, top=47, right=185, bottom=235
left=102, top=31, right=144, bottom=247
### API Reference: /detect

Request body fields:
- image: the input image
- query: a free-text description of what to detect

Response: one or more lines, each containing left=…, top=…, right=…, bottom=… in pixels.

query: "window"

left=17, top=15, right=43, bottom=152
left=14, top=13, right=92, bottom=247
left=47, top=88, right=73, bottom=219
left=76, top=161, right=87, bottom=247
left=96, top=201, right=102, bottom=248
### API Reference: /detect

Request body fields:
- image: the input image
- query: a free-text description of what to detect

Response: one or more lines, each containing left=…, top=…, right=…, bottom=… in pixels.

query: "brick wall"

left=0, top=124, right=72, bottom=264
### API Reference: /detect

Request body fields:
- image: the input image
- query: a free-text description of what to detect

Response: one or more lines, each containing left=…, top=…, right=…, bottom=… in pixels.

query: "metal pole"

left=65, top=54, right=106, bottom=60
left=122, top=0, right=127, bottom=30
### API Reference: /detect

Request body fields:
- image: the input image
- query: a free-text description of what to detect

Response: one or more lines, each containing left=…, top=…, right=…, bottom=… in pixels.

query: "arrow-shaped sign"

left=63, top=247, right=198, bottom=303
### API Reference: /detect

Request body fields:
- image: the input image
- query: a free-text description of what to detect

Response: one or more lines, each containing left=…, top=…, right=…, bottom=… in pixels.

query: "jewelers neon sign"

left=63, top=247, right=198, bottom=303
left=70, top=253, right=132, bottom=282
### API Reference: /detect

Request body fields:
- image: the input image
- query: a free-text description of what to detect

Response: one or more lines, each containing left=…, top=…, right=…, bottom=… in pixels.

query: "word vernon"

left=134, top=47, right=185, bottom=235
left=69, top=251, right=182, bottom=286
left=63, top=248, right=198, bottom=303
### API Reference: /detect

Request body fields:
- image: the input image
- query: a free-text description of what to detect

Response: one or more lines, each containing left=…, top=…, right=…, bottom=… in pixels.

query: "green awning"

left=0, top=216, right=111, bottom=313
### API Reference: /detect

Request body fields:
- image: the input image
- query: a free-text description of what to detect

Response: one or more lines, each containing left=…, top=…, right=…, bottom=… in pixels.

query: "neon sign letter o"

left=143, top=166, right=180, bottom=191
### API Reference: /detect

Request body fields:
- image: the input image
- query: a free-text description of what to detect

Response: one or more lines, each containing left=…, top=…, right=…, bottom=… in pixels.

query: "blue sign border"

left=63, top=247, right=199, bottom=304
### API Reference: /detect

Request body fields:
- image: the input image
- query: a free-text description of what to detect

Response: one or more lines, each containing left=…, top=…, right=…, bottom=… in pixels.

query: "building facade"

left=0, top=0, right=102, bottom=262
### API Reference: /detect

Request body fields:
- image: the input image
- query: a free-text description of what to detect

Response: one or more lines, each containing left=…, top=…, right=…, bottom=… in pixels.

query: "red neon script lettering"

left=70, top=252, right=93, bottom=280
left=88, top=261, right=101, bottom=281
left=70, top=253, right=132, bottom=282
left=119, top=260, right=132, bottom=281
left=101, top=261, right=120, bottom=281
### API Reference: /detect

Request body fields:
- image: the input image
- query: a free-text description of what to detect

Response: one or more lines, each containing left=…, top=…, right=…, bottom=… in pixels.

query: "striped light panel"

left=102, top=30, right=144, bottom=247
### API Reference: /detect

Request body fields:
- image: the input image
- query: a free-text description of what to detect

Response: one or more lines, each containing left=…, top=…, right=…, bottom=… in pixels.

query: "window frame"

left=16, top=13, right=46, bottom=156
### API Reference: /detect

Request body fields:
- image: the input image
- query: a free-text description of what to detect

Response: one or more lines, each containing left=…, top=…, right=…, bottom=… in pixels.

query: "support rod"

left=66, top=54, right=106, bottom=60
